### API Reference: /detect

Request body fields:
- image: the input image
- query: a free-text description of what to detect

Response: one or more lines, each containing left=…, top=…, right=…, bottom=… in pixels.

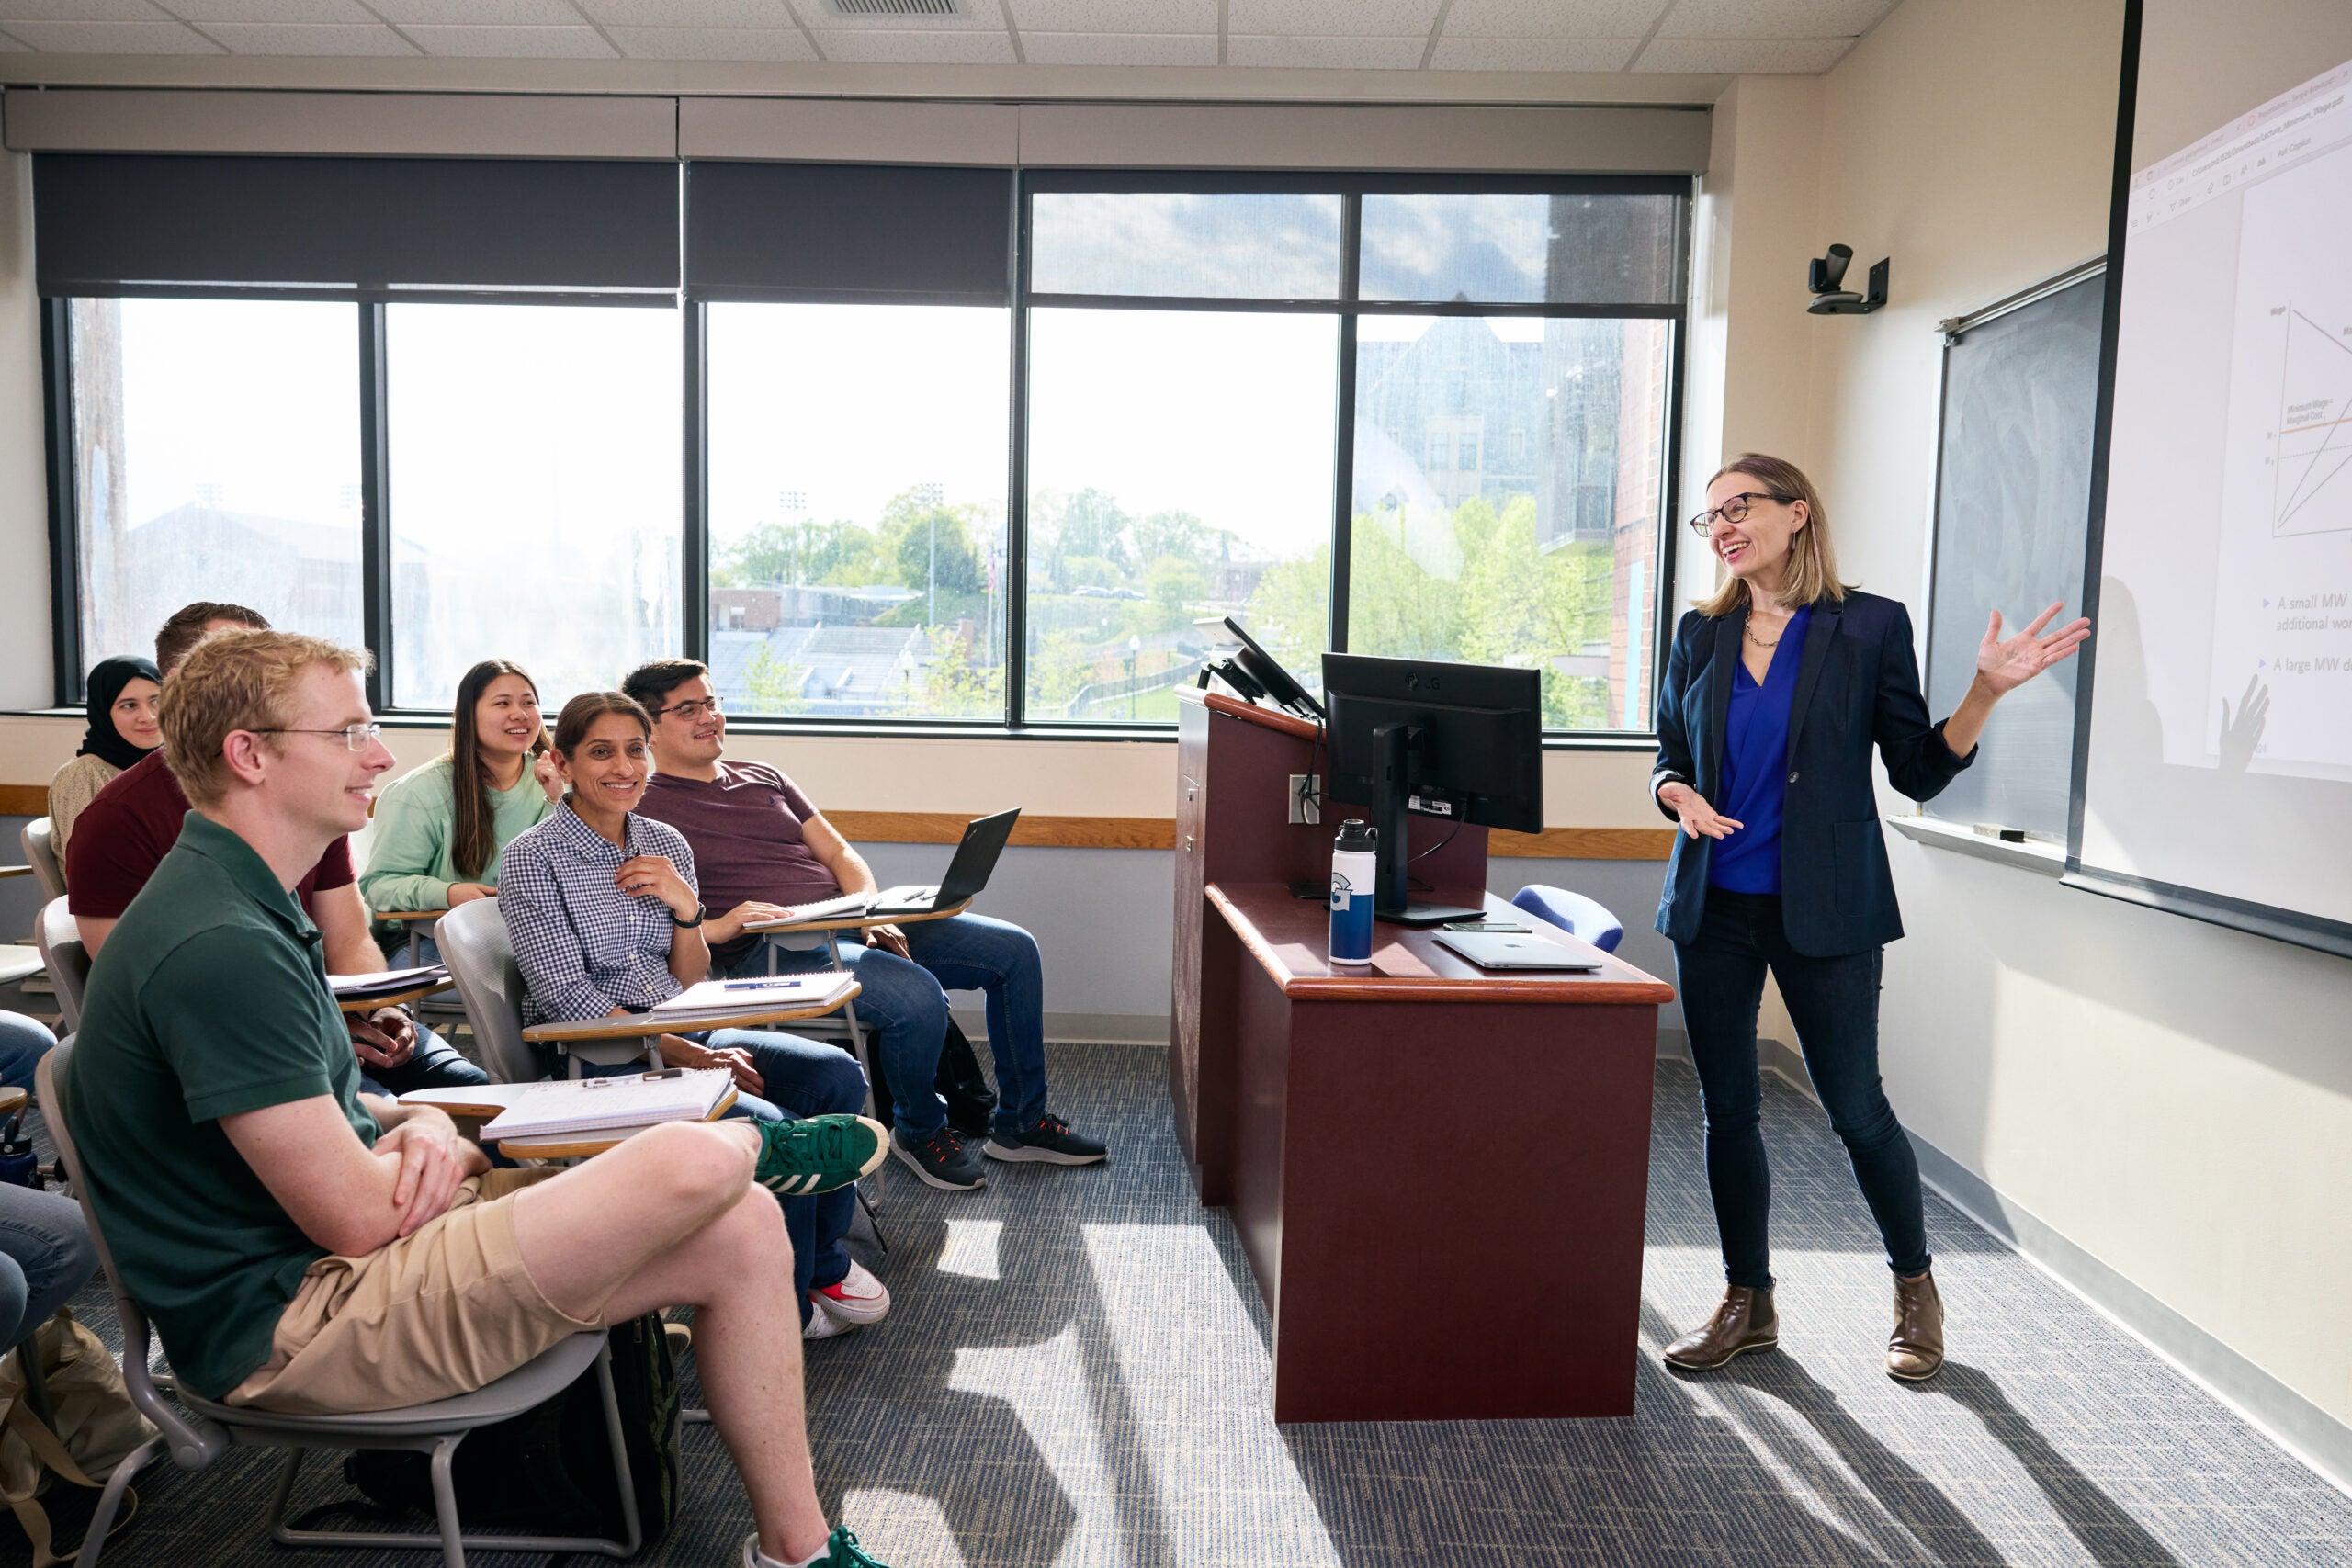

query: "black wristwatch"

left=670, top=903, right=707, bottom=929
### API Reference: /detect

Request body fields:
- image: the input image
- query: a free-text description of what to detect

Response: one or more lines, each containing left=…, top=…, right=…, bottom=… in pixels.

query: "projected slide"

left=2212, top=135, right=2352, bottom=775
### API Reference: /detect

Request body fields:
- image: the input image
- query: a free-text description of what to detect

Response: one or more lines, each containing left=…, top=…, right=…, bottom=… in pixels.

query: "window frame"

left=40, top=168, right=1687, bottom=747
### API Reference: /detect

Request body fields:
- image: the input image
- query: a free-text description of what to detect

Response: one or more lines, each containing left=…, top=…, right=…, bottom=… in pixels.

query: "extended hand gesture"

left=1977, top=602, right=2090, bottom=696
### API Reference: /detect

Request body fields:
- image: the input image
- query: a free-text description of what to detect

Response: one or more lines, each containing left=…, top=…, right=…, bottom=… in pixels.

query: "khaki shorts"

left=227, top=1168, right=603, bottom=1416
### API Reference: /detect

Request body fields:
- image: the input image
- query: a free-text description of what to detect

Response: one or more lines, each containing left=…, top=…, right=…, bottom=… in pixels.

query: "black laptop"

left=868, top=808, right=1022, bottom=917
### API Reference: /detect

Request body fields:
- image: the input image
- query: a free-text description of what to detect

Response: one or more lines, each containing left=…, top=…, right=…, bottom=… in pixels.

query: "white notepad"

left=741, top=894, right=874, bottom=931
left=328, top=964, right=448, bottom=1002
left=480, top=1068, right=734, bottom=1140
left=650, top=972, right=858, bottom=1014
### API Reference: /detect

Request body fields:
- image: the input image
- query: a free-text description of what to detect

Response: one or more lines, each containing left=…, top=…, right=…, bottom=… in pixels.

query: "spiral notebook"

left=479, top=1068, right=734, bottom=1140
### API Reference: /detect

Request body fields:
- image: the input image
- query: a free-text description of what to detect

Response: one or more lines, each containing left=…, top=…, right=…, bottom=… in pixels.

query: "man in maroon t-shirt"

left=65, top=602, right=484, bottom=1095
left=626, top=658, right=1106, bottom=1194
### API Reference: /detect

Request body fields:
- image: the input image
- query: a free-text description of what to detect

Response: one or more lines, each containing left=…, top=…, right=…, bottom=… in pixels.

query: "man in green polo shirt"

left=62, top=629, right=902, bottom=1568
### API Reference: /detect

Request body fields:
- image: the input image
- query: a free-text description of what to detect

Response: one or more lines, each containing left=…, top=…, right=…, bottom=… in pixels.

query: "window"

left=45, top=162, right=1686, bottom=738
left=707, top=303, right=1011, bottom=720
left=1026, top=309, right=1337, bottom=718
left=1350, top=316, right=1671, bottom=730
left=385, top=302, right=682, bottom=709
left=66, top=298, right=361, bottom=663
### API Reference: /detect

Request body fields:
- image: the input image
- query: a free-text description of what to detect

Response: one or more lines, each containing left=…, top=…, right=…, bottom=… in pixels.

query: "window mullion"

left=358, top=302, right=392, bottom=712
left=684, top=300, right=709, bottom=668
left=1329, top=193, right=1363, bottom=656
left=42, top=299, right=84, bottom=706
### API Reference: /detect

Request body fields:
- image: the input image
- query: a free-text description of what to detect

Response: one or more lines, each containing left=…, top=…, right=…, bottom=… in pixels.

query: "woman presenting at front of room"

left=1651, top=455, right=2087, bottom=1381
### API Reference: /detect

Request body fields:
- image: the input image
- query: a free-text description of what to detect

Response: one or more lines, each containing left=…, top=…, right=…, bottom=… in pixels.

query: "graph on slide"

left=2270, top=301, right=2352, bottom=538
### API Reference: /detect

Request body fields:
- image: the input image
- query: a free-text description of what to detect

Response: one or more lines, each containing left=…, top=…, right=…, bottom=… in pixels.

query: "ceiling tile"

left=368, top=0, right=577, bottom=21
left=1020, top=29, right=1215, bottom=63
left=608, top=23, right=814, bottom=57
left=0, top=17, right=217, bottom=47
left=797, top=1, right=1000, bottom=30
left=1226, top=32, right=1423, bottom=68
left=1008, top=0, right=1214, bottom=33
left=0, top=0, right=168, bottom=20
left=1429, top=34, right=1639, bottom=70
left=1227, top=0, right=1441, bottom=39
left=160, top=0, right=373, bottom=20
left=575, top=0, right=792, bottom=27
left=400, top=22, right=616, bottom=55
left=204, top=19, right=415, bottom=50
left=1657, top=0, right=1891, bottom=40
left=808, top=27, right=1014, bottom=61
left=1634, top=34, right=1850, bottom=72
left=1442, top=0, right=1667, bottom=38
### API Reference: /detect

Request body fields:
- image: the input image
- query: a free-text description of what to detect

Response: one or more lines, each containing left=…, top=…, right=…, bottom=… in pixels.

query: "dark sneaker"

left=891, top=1125, right=987, bottom=1190
left=753, top=1114, right=888, bottom=1197
left=742, top=1525, right=892, bottom=1567
left=983, top=1113, right=1108, bottom=1166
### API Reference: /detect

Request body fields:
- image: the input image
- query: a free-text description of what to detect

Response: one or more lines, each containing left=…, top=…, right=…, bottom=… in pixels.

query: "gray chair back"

left=20, top=817, right=64, bottom=903
left=38, top=1039, right=235, bottom=1471
left=435, top=897, right=541, bottom=1084
left=34, top=897, right=90, bottom=1033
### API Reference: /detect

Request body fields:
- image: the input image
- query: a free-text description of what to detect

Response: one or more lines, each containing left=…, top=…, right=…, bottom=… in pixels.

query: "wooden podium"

left=1170, top=686, right=1483, bottom=1202
left=1170, top=684, right=1675, bottom=1422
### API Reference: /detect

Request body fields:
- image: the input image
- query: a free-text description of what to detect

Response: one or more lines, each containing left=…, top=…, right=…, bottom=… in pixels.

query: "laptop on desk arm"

left=867, top=807, right=1022, bottom=917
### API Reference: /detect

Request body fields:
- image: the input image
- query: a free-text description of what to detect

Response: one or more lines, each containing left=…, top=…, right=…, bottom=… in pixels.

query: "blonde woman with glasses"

left=1649, top=454, right=2087, bottom=1382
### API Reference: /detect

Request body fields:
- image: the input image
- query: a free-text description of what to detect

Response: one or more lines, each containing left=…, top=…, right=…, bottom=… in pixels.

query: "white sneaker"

left=801, top=1296, right=854, bottom=1341
left=810, top=1259, right=891, bottom=1326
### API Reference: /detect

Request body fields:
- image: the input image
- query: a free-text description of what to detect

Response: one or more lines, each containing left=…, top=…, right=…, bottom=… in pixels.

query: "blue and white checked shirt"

left=499, top=805, right=701, bottom=1025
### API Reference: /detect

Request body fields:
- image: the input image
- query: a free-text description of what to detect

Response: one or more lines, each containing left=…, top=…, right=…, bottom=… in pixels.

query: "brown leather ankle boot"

left=1663, top=1286, right=1779, bottom=1370
left=1887, top=1269, right=1944, bottom=1381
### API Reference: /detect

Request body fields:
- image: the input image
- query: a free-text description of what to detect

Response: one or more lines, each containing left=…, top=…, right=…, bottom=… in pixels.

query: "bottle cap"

left=1334, top=818, right=1377, bottom=852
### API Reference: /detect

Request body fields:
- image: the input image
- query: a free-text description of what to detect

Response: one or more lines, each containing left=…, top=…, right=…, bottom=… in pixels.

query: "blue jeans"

left=1674, top=889, right=1930, bottom=1290
left=357, top=1021, right=492, bottom=1100
left=572, top=1028, right=865, bottom=1323
left=0, top=1014, right=97, bottom=1348
left=744, top=913, right=1049, bottom=1140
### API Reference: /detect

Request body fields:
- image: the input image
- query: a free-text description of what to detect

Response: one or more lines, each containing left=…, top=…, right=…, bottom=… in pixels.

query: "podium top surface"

left=1207, top=883, right=1675, bottom=1006
left=1181, top=685, right=1321, bottom=742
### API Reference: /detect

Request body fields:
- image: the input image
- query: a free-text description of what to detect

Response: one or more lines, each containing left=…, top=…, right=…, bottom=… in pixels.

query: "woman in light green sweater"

left=362, top=659, right=564, bottom=920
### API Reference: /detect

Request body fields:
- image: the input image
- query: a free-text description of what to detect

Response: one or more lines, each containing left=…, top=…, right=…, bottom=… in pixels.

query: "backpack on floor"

left=868, top=1017, right=998, bottom=1137
left=337, top=1311, right=680, bottom=1547
left=0, top=1307, right=158, bottom=1568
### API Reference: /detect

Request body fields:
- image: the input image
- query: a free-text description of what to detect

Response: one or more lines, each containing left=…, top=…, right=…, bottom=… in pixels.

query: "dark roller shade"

left=685, top=162, right=1012, bottom=305
left=33, top=153, right=680, bottom=296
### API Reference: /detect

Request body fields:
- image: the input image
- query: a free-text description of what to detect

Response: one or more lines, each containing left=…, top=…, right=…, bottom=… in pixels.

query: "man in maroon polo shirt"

left=66, top=602, right=484, bottom=1094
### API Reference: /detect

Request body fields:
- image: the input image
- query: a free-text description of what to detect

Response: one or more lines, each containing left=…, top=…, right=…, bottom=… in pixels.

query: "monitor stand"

left=1369, top=720, right=1487, bottom=929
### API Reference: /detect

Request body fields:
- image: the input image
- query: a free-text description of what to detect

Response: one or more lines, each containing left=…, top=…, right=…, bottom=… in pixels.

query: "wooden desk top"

left=1183, top=684, right=1322, bottom=741
left=520, top=983, right=863, bottom=1043
left=1206, top=883, right=1674, bottom=1005
left=742, top=898, right=970, bottom=938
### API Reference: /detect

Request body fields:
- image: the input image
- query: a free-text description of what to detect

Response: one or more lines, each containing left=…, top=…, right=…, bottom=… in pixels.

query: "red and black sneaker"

left=890, top=1124, right=987, bottom=1190
left=982, top=1113, right=1108, bottom=1166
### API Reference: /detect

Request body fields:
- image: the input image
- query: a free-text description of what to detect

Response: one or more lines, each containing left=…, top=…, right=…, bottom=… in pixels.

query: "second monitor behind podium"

left=1321, top=652, right=1544, bottom=927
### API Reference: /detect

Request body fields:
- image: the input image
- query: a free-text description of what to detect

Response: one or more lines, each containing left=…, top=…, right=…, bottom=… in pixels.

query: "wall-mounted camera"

left=1807, top=243, right=1889, bottom=315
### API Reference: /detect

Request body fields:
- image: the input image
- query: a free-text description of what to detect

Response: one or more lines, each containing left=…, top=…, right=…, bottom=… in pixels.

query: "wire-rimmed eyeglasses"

left=250, top=722, right=385, bottom=751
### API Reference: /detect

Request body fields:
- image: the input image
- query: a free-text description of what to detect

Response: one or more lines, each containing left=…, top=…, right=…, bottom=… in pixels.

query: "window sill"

left=1885, top=814, right=2065, bottom=878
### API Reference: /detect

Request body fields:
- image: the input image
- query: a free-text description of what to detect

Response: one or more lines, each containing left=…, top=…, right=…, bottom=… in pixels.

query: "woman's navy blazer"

left=1650, top=589, right=1975, bottom=956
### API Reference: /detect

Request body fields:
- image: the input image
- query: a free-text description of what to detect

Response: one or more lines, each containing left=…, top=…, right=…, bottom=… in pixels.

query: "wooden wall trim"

left=0, top=787, right=1674, bottom=859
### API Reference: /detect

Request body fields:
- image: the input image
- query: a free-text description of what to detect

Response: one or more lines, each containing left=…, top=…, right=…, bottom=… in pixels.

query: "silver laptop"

left=1433, top=931, right=1601, bottom=972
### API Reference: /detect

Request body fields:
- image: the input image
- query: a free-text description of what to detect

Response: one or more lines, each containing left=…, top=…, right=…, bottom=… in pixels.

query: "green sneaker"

left=753, top=1114, right=887, bottom=1197
left=741, top=1526, right=892, bottom=1567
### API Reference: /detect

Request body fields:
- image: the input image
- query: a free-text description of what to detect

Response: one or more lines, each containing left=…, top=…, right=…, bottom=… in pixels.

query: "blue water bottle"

left=1329, top=818, right=1378, bottom=966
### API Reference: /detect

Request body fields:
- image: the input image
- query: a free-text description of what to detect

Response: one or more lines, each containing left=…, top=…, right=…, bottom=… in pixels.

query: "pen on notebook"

left=721, top=978, right=804, bottom=991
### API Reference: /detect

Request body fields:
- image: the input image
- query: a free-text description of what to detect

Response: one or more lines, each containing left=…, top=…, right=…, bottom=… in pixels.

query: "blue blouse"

left=1709, top=604, right=1812, bottom=896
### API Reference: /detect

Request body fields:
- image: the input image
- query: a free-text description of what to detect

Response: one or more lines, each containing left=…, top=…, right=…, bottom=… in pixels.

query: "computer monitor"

left=1322, top=652, right=1544, bottom=927
left=1217, top=616, right=1324, bottom=723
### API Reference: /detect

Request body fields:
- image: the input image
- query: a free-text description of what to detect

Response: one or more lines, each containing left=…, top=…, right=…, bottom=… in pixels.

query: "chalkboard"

left=1922, top=265, right=2105, bottom=839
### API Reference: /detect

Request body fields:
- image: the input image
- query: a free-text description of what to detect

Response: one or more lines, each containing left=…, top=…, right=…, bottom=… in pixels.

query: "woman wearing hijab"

left=48, top=654, right=164, bottom=864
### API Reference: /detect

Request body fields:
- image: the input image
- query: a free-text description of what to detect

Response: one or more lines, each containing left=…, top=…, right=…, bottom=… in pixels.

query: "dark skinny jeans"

left=1674, top=888, right=1930, bottom=1290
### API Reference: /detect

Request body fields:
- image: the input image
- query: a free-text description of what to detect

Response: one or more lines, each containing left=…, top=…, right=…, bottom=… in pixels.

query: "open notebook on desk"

left=741, top=893, right=873, bottom=931
left=651, top=972, right=858, bottom=1013
left=479, top=1068, right=735, bottom=1140
left=328, top=964, right=448, bottom=1003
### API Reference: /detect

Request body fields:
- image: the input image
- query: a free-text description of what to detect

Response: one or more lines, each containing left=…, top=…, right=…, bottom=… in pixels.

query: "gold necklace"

left=1746, top=619, right=1786, bottom=649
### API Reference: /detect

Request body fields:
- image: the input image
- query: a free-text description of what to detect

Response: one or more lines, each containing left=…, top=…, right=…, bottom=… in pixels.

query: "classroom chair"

left=19, top=818, right=64, bottom=904
left=38, top=1038, right=641, bottom=1568
left=435, top=898, right=656, bottom=1082
left=1510, top=884, right=1625, bottom=954
left=33, top=898, right=89, bottom=1034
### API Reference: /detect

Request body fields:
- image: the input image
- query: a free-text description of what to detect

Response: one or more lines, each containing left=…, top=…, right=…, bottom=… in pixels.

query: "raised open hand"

left=2218, top=671, right=2270, bottom=773
left=1977, top=602, right=2091, bottom=697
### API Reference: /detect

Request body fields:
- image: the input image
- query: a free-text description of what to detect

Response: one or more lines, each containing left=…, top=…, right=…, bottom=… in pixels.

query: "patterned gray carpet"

left=19, top=1043, right=2351, bottom=1567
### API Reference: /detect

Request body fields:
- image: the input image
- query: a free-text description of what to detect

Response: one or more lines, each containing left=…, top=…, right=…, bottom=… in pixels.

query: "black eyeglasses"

left=1689, top=491, right=1795, bottom=536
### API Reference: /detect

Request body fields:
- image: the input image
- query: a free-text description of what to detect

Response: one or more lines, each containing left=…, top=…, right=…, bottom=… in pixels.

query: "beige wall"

left=0, top=151, right=49, bottom=712
left=1771, top=0, right=2352, bottom=1469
